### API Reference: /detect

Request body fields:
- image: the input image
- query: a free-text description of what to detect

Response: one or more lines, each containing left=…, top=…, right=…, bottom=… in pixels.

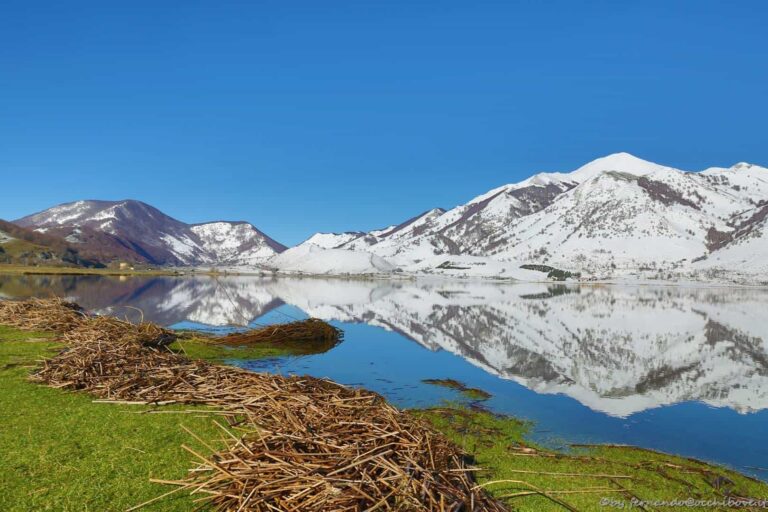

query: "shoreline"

left=3, top=263, right=768, bottom=291
left=1, top=298, right=767, bottom=510
left=0, top=299, right=504, bottom=511
left=0, top=264, right=190, bottom=277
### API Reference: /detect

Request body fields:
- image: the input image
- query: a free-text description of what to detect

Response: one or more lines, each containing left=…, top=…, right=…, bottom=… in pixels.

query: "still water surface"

left=2, top=274, right=767, bottom=478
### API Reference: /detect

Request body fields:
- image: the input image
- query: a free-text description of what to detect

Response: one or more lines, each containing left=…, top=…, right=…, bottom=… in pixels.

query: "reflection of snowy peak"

left=20, top=273, right=768, bottom=417
left=25, top=275, right=285, bottom=327
left=15, top=200, right=286, bottom=266
left=267, top=279, right=768, bottom=417
left=153, top=277, right=283, bottom=326
left=296, top=153, right=768, bottom=280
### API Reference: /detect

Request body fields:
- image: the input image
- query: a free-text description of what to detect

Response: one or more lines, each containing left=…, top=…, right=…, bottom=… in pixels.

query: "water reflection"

left=2, top=274, right=767, bottom=418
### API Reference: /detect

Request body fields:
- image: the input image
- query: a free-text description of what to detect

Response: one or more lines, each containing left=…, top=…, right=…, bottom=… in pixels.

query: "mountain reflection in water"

left=2, top=274, right=767, bottom=478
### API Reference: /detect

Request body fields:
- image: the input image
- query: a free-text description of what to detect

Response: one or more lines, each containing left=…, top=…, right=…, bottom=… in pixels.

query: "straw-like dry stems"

left=215, top=318, right=342, bottom=347
left=0, top=297, right=87, bottom=332
left=2, top=298, right=508, bottom=511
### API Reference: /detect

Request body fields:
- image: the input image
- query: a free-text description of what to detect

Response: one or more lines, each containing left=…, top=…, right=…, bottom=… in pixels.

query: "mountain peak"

left=569, top=152, right=668, bottom=181
left=701, top=161, right=766, bottom=176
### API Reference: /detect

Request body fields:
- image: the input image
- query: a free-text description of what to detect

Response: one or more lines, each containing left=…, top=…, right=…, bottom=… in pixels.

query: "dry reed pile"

left=216, top=318, right=343, bottom=347
left=0, top=297, right=86, bottom=332
left=3, top=298, right=507, bottom=511
left=61, top=315, right=178, bottom=348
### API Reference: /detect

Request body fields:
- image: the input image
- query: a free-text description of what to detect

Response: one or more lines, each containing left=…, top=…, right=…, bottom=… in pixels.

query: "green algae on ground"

left=169, top=337, right=297, bottom=362
left=422, top=378, right=492, bottom=400
left=416, top=407, right=768, bottom=511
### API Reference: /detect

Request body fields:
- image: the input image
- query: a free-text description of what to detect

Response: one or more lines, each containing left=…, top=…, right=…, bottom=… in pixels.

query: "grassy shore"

left=0, top=264, right=189, bottom=276
left=417, top=407, right=768, bottom=511
left=2, top=325, right=766, bottom=511
left=0, top=327, right=226, bottom=511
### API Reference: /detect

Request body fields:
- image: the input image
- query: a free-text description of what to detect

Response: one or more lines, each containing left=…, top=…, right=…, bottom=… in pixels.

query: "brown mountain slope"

left=0, top=220, right=105, bottom=268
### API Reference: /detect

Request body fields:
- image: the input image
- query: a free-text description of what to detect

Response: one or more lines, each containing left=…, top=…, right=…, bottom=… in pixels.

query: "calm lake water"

left=2, top=274, right=767, bottom=479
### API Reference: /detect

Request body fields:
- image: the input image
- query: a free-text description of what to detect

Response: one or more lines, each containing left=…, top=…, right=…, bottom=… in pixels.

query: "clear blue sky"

left=1, top=1, right=766, bottom=245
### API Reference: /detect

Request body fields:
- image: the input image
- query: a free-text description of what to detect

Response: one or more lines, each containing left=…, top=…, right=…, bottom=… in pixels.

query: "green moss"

left=0, top=326, right=224, bottom=511
left=170, top=331, right=336, bottom=363
left=422, top=378, right=492, bottom=400
left=416, top=407, right=768, bottom=511
left=169, top=337, right=296, bottom=362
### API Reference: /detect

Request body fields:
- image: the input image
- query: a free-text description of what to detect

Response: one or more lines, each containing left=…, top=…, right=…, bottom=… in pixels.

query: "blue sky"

left=1, top=1, right=766, bottom=245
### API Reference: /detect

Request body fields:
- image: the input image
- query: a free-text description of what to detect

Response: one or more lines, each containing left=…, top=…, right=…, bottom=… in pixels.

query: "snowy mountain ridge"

left=10, top=153, right=767, bottom=281
left=15, top=199, right=286, bottom=266
left=292, top=153, right=768, bottom=282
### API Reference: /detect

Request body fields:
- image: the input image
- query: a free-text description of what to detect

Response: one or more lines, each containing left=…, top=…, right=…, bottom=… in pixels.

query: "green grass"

left=0, top=326, right=224, bottom=512
left=0, top=325, right=335, bottom=511
left=169, top=337, right=297, bottom=362
left=170, top=331, right=338, bottom=363
left=416, top=407, right=768, bottom=511
left=422, top=378, right=492, bottom=400
left=0, top=264, right=184, bottom=276
left=0, top=263, right=270, bottom=276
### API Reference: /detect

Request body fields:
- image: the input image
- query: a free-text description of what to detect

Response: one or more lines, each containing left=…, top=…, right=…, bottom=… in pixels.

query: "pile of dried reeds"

left=174, top=385, right=506, bottom=511
left=3, top=298, right=508, bottom=511
left=215, top=318, right=343, bottom=347
left=0, top=297, right=86, bottom=332
left=61, top=315, right=177, bottom=348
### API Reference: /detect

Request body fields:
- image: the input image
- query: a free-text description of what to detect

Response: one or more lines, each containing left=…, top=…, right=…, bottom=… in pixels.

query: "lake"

left=2, top=273, right=767, bottom=479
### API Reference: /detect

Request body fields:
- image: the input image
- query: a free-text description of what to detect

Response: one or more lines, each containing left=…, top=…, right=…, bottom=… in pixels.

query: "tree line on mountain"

left=520, top=264, right=580, bottom=281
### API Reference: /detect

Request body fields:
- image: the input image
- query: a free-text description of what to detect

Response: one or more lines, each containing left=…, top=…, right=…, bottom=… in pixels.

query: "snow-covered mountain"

left=190, top=222, right=285, bottom=266
left=13, top=153, right=767, bottom=280
left=295, top=153, right=768, bottom=281
left=482, top=159, right=768, bottom=275
left=696, top=201, right=768, bottom=277
left=15, top=200, right=286, bottom=266
left=301, top=231, right=366, bottom=249
left=267, top=244, right=396, bottom=275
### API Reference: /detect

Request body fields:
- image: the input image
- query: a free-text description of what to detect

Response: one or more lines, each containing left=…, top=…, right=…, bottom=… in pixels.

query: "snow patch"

left=268, top=245, right=396, bottom=275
